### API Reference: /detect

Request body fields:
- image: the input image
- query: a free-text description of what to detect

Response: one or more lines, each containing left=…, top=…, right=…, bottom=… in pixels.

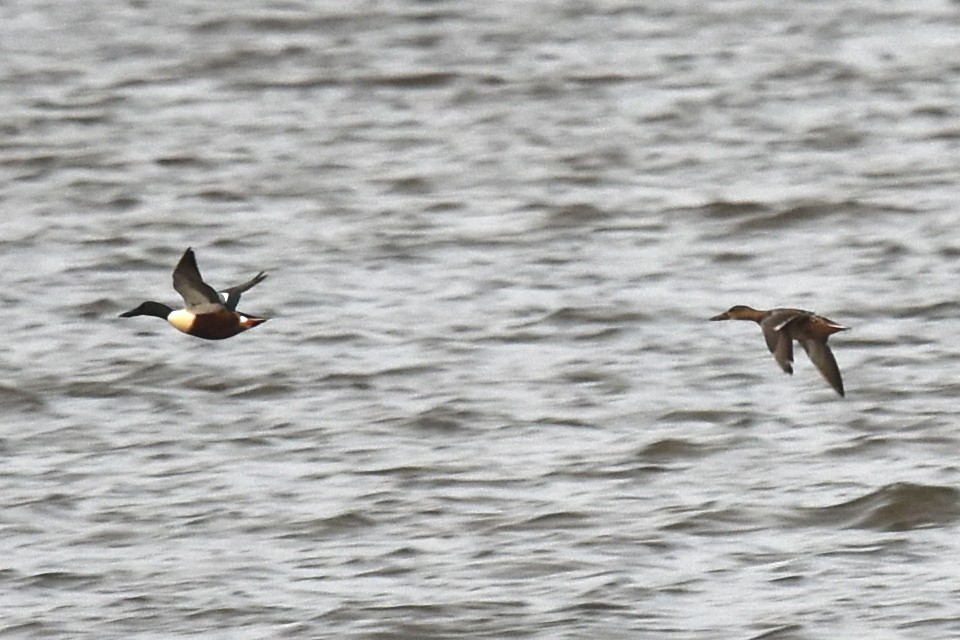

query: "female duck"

left=120, top=248, right=267, bottom=340
left=711, top=305, right=847, bottom=396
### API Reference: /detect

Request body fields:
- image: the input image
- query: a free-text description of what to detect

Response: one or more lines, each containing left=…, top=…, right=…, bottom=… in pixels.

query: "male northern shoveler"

left=710, top=305, right=847, bottom=396
left=119, top=248, right=268, bottom=340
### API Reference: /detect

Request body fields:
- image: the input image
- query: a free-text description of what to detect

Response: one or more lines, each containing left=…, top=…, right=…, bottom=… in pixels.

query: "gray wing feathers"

left=761, top=319, right=794, bottom=374
left=172, top=248, right=225, bottom=313
left=222, top=272, right=267, bottom=311
left=761, top=321, right=780, bottom=354
left=771, top=333, right=794, bottom=374
left=800, top=340, right=845, bottom=396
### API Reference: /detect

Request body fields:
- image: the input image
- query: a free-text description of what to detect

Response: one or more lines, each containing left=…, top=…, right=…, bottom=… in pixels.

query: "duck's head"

left=119, top=301, right=174, bottom=320
left=710, top=305, right=763, bottom=322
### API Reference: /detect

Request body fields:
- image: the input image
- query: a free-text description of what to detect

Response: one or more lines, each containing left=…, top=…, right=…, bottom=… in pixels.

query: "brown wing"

left=771, top=332, right=794, bottom=374
left=799, top=339, right=845, bottom=396
left=761, top=314, right=795, bottom=374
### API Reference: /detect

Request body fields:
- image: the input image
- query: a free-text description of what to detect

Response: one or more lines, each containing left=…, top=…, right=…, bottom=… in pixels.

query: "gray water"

left=3, top=1, right=960, bottom=638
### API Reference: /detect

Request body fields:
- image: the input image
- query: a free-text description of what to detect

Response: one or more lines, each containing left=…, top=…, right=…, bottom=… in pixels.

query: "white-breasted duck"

left=119, top=248, right=267, bottom=340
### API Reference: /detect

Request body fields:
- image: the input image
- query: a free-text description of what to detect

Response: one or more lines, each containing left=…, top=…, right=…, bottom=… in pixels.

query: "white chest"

left=167, top=309, right=196, bottom=334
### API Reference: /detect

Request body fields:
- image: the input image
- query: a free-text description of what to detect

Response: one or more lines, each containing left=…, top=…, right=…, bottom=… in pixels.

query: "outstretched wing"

left=172, top=248, right=224, bottom=313
left=761, top=314, right=795, bottom=374
left=770, top=332, right=794, bottom=374
left=800, top=339, right=845, bottom=396
left=221, top=272, right=267, bottom=311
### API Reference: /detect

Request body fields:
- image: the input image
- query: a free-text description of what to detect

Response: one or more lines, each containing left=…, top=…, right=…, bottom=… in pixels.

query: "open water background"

left=3, top=1, right=960, bottom=638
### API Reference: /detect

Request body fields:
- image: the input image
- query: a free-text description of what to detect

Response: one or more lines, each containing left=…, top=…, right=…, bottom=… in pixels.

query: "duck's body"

left=120, top=248, right=267, bottom=340
left=711, top=305, right=847, bottom=396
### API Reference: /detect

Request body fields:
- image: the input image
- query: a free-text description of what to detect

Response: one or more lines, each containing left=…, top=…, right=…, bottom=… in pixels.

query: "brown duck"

left=711, top=306, right=848, bottom=396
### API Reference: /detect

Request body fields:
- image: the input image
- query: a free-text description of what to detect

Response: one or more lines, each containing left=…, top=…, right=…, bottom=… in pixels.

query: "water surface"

left=3, top=1, right=960, bottom=638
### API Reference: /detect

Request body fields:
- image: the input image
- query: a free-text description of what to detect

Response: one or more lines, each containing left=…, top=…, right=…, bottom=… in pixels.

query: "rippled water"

left=4, top=1, right=960, bottom=638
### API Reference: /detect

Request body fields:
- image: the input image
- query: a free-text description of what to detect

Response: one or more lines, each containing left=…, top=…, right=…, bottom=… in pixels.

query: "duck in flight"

left=710, top=305, right=847, bottom=396
left=119, top=248, right=268, bottom=340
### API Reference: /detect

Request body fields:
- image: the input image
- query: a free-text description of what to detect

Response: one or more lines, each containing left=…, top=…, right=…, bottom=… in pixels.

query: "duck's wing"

left=221, top=272, right=267, bottom=311
left=770, top=332, right=794, bottom=374
left=799, top=339, right=845, bottom=397
left=761, top=313, right=795, bottom=374
left=172, top=248, right=225, bottom=313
